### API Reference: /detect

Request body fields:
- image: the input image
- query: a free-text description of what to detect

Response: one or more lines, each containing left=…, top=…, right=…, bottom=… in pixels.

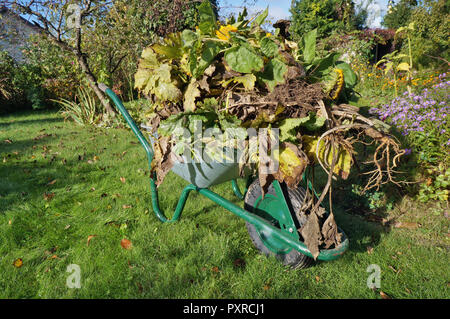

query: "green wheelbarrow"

left=100, top=84, right=349, bottom=269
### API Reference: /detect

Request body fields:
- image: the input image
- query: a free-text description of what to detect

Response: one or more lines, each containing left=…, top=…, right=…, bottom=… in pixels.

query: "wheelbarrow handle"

left=99, top=84, right=154, bottom=167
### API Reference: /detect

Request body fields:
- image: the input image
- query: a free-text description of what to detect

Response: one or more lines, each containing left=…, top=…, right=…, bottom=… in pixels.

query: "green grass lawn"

left=0, top=110, right=448, bottom=299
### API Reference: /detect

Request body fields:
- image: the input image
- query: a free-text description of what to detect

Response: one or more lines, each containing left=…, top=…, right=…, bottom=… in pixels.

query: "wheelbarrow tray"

left=141, top=125, right=250, bottom=188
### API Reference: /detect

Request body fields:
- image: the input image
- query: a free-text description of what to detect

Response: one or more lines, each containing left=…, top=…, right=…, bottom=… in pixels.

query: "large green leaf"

left=198, top=0, right=216, bottom=35
left=303, top=29, right=317, bottom=64
left=257, top=58, right=288, bottom=91
left=260, top=37, right=279, bottom=58
left=194, top=41, right=222, bottom=78
left=224, top=45, right=264, bottom=74
left=251, top=7, right=269, bottom=28
left=181, top=29, right=198, bottom=48
left=279, top=113, right=326, bottom=142
left=336, top=62, right=358, bottom=89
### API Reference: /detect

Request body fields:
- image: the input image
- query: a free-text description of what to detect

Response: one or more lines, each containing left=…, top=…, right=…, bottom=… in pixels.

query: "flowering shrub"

left=369, top=72, right=450, bottom=201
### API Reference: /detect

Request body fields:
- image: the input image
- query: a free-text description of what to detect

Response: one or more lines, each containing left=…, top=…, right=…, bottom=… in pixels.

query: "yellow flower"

left=266, top=33, right=272, bottom=37
left=216, top=25, right=238, bottom=41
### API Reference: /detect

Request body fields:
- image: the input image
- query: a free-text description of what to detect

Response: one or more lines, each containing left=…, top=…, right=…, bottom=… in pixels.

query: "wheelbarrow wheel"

left=244, top=180, right=314, bottom=269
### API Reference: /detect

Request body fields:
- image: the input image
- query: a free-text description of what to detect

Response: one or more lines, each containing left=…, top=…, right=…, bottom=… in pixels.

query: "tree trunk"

left=77, top=55, right=116, bottom=116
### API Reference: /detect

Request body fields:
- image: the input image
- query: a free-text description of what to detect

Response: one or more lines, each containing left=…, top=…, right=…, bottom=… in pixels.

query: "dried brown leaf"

left=379, top=291, right=391, bottom=299
left=87, top=235, right=97, bottom=246
left=120, top=238, right=132, bottom=250
left=300, top=211, right=321, bottom=260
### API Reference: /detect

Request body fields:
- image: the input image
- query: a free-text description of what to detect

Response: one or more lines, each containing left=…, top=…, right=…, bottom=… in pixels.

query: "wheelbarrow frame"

left=100, top=84, right=349, bottom=262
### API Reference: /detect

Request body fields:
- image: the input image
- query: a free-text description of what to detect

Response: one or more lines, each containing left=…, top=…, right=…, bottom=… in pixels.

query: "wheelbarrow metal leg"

left=150, top=176, right=197, bottom=223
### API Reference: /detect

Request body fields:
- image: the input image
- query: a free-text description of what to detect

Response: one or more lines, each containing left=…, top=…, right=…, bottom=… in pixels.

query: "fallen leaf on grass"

left=367, top=246, right=373, bottom=254
left=43, top=192, right=55, bottom=201
left=394, top=222, right=420, bottom=229
left=50, top=255, right=58, bottom=259
left=379, top=291, right=391, bottom=299
left=13, top=258, right=23, bottom=268
left=4, top=139, right=13, bottom=144
left=388, top=265, right=398, bottom=273
left=122, top=205, right=132, bottom=209
left=87, top=235, right=97, bottom=246
left=263, top=285, right=270, bottom=291
left=405, top=288, right=411, bottom=294
left=120, top=177, right=126, bottom=183
left=64, top=225, right=71, bottom=230
left=8, top=220, right=12, bottom=225
left=211, top=266, right=219, bottom=273
left=233, top=258, right=245, bottom=268
left=315, top=276, right=320, bottom=283
left=120, top=239, right=132, bottom=250
left=33, top=133, right=52, bottom=141
left=93, top=156, right=100, bottom=162
left=47, top=179, right=57, bottom=185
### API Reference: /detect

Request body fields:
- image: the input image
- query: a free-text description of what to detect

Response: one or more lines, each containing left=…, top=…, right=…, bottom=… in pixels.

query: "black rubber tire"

left=244, top=180, right=314, bottom=269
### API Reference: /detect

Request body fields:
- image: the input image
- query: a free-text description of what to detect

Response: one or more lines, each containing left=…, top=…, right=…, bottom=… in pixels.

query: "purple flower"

left=404, top=148, right=412, bottom=155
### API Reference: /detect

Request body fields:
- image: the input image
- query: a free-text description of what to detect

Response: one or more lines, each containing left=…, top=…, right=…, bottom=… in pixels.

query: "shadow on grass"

left=0, top=135, right=106, bottom=214
left=0, top=116, right=65, bottom=128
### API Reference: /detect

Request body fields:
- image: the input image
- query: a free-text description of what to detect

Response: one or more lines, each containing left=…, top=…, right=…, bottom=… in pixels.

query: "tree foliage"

left=382, top=0, right=418, bottom=30
left=289, top=0, right=363, bottom=40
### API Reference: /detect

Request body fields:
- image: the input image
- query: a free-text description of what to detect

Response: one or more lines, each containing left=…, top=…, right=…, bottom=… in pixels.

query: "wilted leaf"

left=300, top=211, right=321, bottom=260
left=221, top=74, right=256, bottom=91
left=274, top=143, right=308, bottom=188
left=184, top=80, right=201, bottom=112
left=303, top=136, right=352, bottom=179
left=321, top=212, right=342, bottom=249
left=120, top=238, right=132, bottom=250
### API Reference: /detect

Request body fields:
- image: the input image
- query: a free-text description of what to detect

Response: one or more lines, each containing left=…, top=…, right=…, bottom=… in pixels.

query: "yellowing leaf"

left=13, top=258, right=23, bottom=268
left=397, top=62, right=410, bottom=72
left=221, top=74, right=256, bottom=91
left=303, top=136, right=352, bottom=179
left=184, top=80, right=201, bottom=112
left=273, top=143, right=308, bottom=188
